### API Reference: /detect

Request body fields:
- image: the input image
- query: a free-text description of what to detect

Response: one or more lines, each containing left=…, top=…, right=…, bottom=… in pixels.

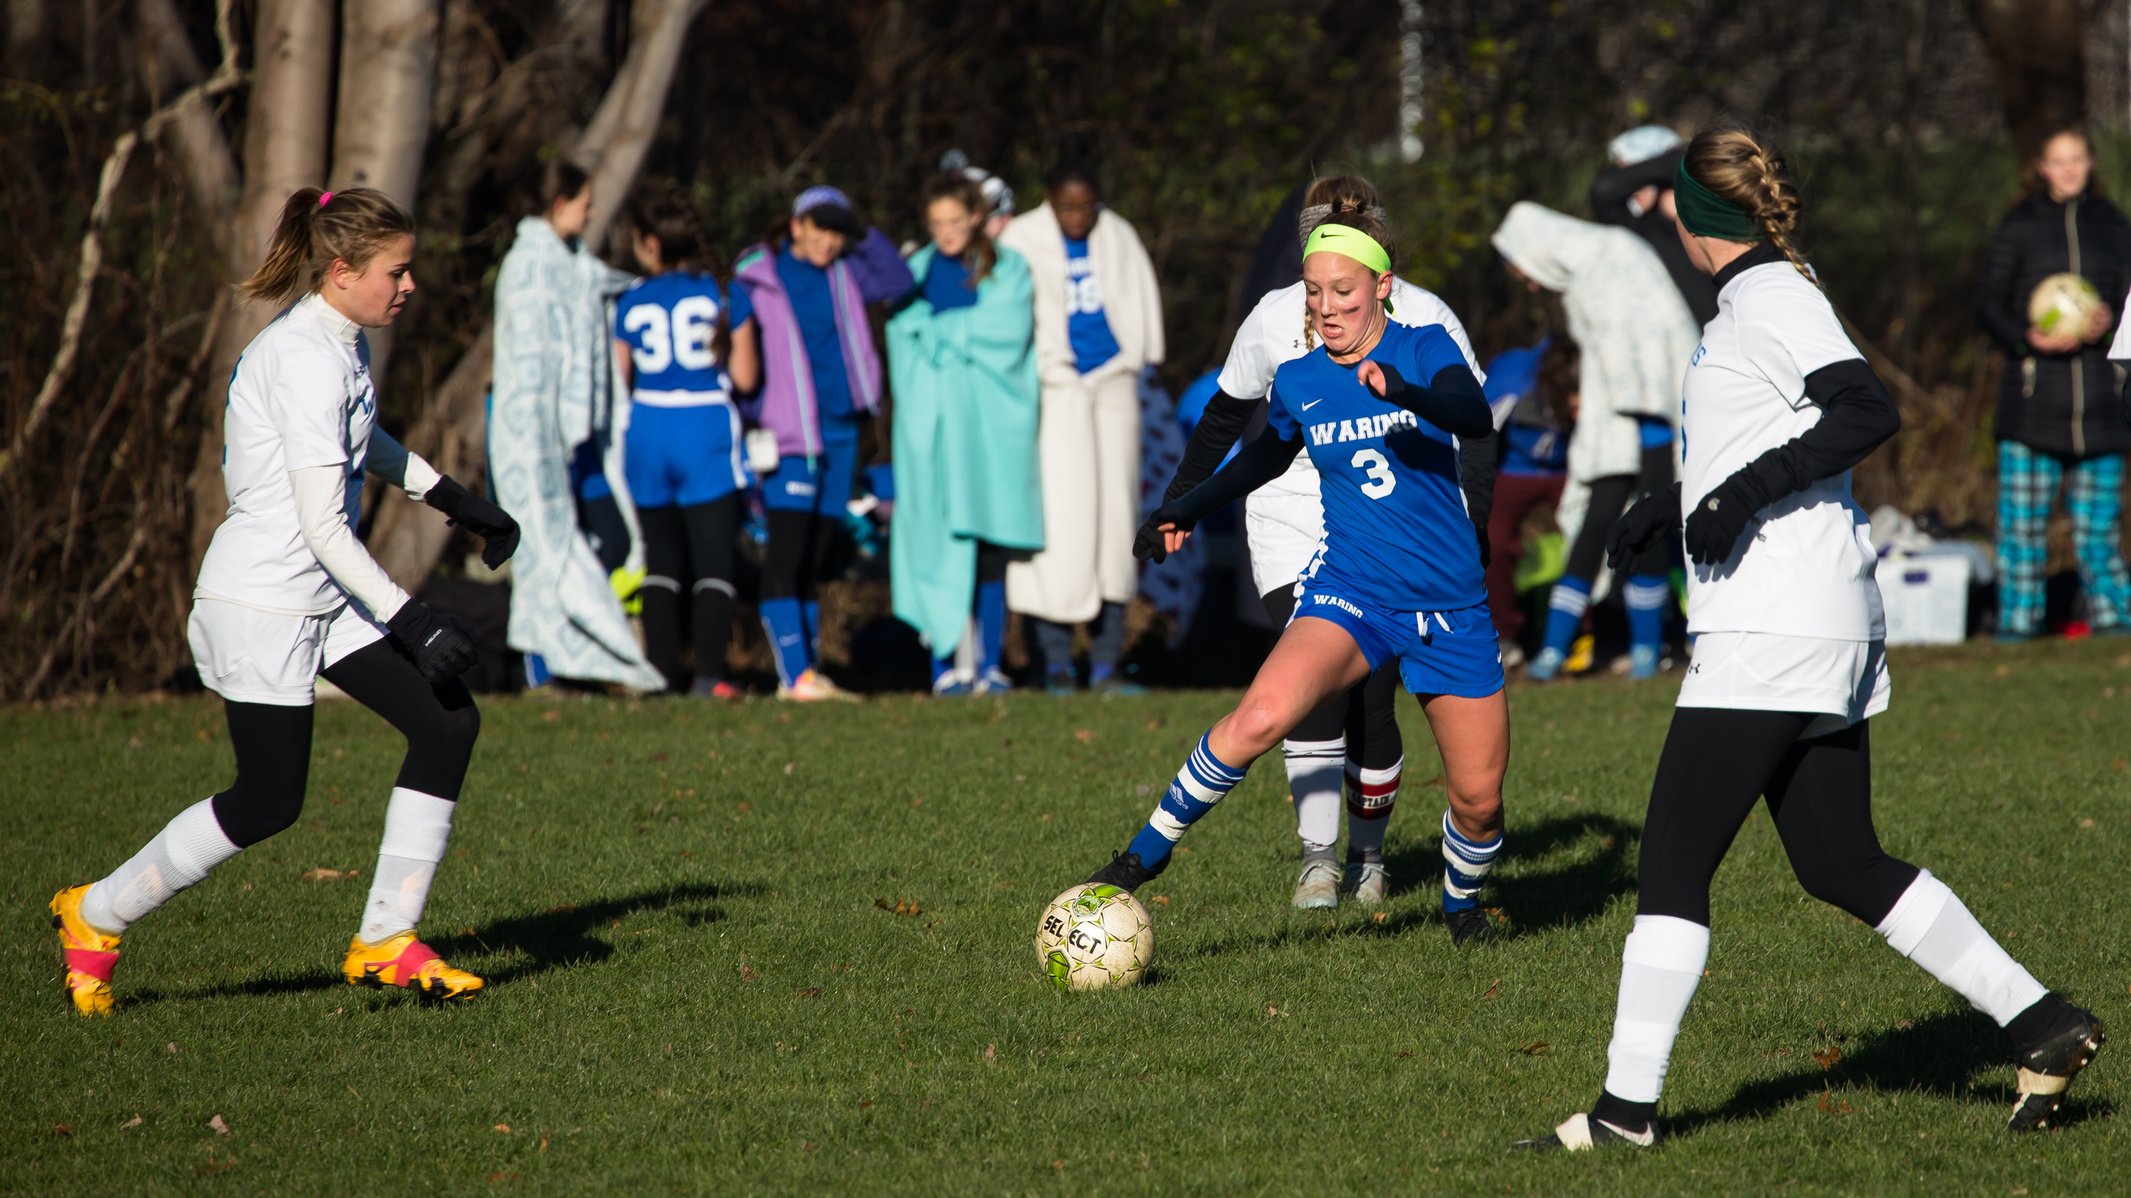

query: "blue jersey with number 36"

left=614, top=272, right=752, bottom=397
left=1267, top=320, right=1483, bottom=613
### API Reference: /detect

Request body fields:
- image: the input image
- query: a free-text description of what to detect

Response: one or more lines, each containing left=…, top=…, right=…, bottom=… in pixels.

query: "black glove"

left=1606, top=483, right=1682, bottom=572
left=1682, top=473, right=1771, bottom=565
left=1134, top=505, right=1190, bottom=564
left=386, top=600, right=479, bottom=683
left=1471, top=516, right=1492, bottom=568
left=425, top=475, right=520, bottom=568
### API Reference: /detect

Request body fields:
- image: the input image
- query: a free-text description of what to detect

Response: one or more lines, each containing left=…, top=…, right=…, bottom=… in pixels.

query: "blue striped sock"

left=1624, top=574, right=1670, bottom=653
left=1542, top=577, right=1592, bottom=657
left=1441, top=809, right=1503, bottom=913
left=1126, top=733, right=1248, bottom=870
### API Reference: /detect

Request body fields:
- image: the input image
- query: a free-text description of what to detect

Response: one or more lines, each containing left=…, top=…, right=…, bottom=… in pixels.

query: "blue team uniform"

left=1267, top=320, right=1503, bottom=698
left=763, top=246, right=860, bottom=514
left=1063, top=235, right=1121, bottom=374
left=614, top=272, right=754, bottom=508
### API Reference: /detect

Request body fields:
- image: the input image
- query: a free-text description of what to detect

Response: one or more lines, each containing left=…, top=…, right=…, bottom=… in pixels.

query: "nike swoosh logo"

left=1302, top=399, right=1324, bottom=410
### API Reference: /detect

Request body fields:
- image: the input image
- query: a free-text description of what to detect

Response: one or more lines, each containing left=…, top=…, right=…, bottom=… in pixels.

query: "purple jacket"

left=733, top=229, right=913, bottom=457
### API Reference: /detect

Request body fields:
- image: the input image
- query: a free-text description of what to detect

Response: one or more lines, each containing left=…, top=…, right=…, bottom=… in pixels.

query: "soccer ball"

left=1035, top=883, right=1153, bottom=990
left=2028, top=272, right=2103, bottom=336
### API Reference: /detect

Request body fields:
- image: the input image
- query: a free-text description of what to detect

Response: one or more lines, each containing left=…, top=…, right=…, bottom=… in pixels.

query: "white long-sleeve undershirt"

left=286, top=431, right=441, bottom=622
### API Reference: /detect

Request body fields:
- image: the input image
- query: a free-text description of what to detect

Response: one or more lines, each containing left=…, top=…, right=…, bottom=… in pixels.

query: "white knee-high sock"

left=81, top=799, right=242, bottom=934
left=1602, top=914, right=1712, bottom=1104
left=1344, top=756, right=1402, bottom=863
left=359, top=788, right=456, bottom=943
left=1283, top=737, right=1344, bottom=853
left=1874, top=870, right=2047, bottom=1026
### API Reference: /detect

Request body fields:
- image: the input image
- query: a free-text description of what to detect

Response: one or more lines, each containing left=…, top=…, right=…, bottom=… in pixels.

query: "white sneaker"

left=1291, top=859, right=1341, bottom=909
left=1343, top=860, right=1389, bottom=904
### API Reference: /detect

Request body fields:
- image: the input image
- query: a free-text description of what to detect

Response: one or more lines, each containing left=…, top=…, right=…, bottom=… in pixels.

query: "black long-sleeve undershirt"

left=1731, top=359, right=1901, bottom=505
left=1164, top=388, right=1261, bottom=503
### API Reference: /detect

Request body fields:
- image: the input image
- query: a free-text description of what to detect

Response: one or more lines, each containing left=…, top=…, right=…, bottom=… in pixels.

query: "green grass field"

left=7, top=638, right=2129, bottom=1195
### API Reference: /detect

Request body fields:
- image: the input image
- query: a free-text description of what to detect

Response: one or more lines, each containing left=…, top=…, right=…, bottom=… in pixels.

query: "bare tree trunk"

left=140, top=0, right=240, bottom=243
left=1965, top=0, right=2088, bottom=162
left=186, top=0, right=336, bottom=569
left=329, top=0, right=440, bottom=381
left=366, top=0, right=709, bottom=587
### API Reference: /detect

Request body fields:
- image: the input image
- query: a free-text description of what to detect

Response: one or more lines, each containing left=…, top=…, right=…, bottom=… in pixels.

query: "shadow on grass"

left=129, top=880, right=755, bottom=1004
left=1384, top=810, right=1640, bottom=936
left=1667, top=1009, right=2117, bottom=1138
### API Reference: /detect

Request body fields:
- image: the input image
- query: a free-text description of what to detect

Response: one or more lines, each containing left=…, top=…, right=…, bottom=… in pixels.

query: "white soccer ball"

left=2028, top=272, right=2103, bottom=336
left=1035, top=883, right=1153, bottom=990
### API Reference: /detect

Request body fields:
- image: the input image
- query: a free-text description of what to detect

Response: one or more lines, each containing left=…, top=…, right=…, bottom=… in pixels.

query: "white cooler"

left=1879, top=553, right=1971, bottom=645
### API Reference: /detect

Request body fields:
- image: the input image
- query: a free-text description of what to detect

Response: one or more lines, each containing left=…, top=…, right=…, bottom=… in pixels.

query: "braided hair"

left=1296, top=174, right=1397, bottom=350
left=1681, top=124, right=1814, bottom=288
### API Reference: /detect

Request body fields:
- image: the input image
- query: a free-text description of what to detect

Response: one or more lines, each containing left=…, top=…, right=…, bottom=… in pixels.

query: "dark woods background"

left=2, top=0, right=2124, bottom=699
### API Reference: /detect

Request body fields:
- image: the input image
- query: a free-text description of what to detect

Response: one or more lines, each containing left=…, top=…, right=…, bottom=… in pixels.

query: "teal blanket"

left=886, top=245, right=1044, bottom=656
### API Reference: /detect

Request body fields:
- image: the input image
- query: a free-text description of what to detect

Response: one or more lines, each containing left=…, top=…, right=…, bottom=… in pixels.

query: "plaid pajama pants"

left=1996, top=441, right=2131, bottom=634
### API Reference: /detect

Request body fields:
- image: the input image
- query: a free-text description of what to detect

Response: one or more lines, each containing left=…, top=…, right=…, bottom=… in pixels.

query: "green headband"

left=1303, top=223, right=1392, bottom=274
left=1673, top=160, right=1765, bottom=242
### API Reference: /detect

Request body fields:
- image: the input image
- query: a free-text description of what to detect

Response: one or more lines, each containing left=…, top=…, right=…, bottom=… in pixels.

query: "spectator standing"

left=1589, top=125, right=1719, bottom=325
left=490, top=162, right=662, bottom=692
left=885, top=174, right=1044, bottom=695
left=1976, top=126, right=2131, bottom=639
left=1493, top=201, right=1698, bottom=680
left=732, top=186, right=915, bottom=700
left=999, top=162, right=1165, bottom=693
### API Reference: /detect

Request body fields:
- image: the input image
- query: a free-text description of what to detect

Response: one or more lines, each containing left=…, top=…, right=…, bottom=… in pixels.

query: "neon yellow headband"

left=1303, top=223, right=1391, bottom=274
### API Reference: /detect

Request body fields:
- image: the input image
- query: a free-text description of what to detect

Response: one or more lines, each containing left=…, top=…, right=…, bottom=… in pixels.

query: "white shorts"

left=1244, top=466, right=1327, bottom=598
left=187, top=597, right=386, bottom=706
left=1676, top=631, right=1890, bottom=737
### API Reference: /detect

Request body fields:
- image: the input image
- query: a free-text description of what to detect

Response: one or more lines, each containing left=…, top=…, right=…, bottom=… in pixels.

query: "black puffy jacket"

left=1976, top=190, right=2131, bottom=459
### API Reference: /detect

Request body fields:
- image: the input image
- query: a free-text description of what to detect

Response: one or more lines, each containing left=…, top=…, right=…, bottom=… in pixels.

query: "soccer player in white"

left=50, top=187, right=521, bottom=1014
left=1522, top=125, right=2102, bottom=1150
left=1154, top=174, right=1490, bottom=913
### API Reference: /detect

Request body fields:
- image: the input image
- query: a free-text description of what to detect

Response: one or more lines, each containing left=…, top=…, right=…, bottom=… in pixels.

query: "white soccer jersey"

left=1679, top=261, right=1884, bottom=641
left=1218, top=277, right=1483, bottom=592
left=195, top=294, right=381, bottom=614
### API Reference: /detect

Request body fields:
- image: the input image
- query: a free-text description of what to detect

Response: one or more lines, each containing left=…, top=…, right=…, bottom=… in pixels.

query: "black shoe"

left=1086, top=850, right=1162, bottom=892
left=1444, top=906, right=1497, bottom=947
left=1512, top=1112, right=1658, bottom=1152
left=2008, top=997, right=2105, bottom=1132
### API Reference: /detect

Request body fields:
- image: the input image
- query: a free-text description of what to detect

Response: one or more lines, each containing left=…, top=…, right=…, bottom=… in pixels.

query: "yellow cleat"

left=50, top=885, right=120, bottom=1017
left=341, top=932, right=484, bottom=1001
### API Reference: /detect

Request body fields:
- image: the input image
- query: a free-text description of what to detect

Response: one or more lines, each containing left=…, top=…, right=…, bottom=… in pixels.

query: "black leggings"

left=1563, top=444, right=1676, bottom=582
left=760, top=509, right=841, bottom=602
left=1636, top=708, right=1918, bottom=928
left=1260, top=586, right=1403, bottom=770
left=209, top=636, right=481, bottom=848
left=637, top=495, right=741, bottom=689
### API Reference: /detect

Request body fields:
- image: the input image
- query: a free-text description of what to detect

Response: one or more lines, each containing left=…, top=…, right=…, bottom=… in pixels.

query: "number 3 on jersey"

left=623, top=295, right=720, bottom=374
left=1350, top=447, right=1396, bottom=499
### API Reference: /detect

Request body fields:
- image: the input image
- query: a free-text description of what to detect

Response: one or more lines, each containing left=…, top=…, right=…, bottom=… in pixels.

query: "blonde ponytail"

left=1681, top=125, right=1815, bottom=288
left=237, top=186, right=416, bottom=304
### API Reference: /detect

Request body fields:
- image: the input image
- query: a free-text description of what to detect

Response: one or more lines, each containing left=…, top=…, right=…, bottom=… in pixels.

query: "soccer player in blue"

left=614, top=188, right=759, bottom=697
left=1088, top=201, right=1512, bottom=945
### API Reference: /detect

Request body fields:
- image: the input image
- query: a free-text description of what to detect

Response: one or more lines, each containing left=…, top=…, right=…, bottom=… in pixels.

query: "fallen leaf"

left=1896, top=1017, right=1916, bottom=1030
left=301, top=867, right=356, bottom=883
left=1482, top=978, right=1501, bottom=1001
left=537, top=1136, right=549, bottom=1153
left=52, top=1124, right=72, bottom=1137
left=1265, top=1004, right=1287, bottom=1018
left=1520, top=1041, right=1550, bottom=1055
left=488, top=1170, right=519, bottom=1183
left=1073, top=728, right=1094, bottom=744
left=1150, top=894, right=1171, bottom=907
left=1395, top=1050, right=1413, bottom=1059
left=165, top=1042, right=180, bottom=1054
left=983, top=1043, right=998, bottom=1063
left=540, top=708, right=560, bottom=723
left=1051, top=1159, right=1066, bottom=1171
left=2078, top=817, right=2096, bottom=829
left=858, top=1099, right=874, bottom=1111
left=1372, top=911, right=1387, bottom=924
left=782, top=762, right=796, bottom=775
left=740, top=965, right=758, bottom=983
left=1812, top=1046, right=1843, bottom=1071
left=120, top=1114, right=142, bottom=1129
left=493, top=1123, right=511, bottom=1134
left=208, top=1113, right=231, bottom=1136
left=796, top=987, right=822, bottom=998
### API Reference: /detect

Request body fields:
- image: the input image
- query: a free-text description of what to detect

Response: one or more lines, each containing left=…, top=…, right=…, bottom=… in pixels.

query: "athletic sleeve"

left=270, top=348, right=356, bottom=472
left=1737, top=283, right=1864, bottom=411
left=288, top=465, right=410, bottom=620
left=1163, top=389, right=1260, bottom=502
left=1213, top=299, right=1277, bottom=398
left=1266, top=373, right=1301, bottom=440
left=365, top=426, right=441, bottom=501
left=723, top=279, right=754, bottom=329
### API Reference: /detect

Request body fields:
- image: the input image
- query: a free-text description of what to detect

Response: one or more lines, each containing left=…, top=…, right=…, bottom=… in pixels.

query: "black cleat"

left=1444, top=906, right=1498, bottom=947
left=2007, top=998, right=2105, bottom=1132
left=1086, top=850, right=1162, bottom=893
left=1513, top=1112, right=1658, bottom=1152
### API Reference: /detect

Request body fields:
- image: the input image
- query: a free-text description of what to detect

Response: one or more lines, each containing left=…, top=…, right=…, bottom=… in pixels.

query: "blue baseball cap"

left=793, top=185, right=862, bottom=236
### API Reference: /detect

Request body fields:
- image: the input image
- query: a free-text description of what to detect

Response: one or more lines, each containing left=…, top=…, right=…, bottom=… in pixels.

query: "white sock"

left=1283, top=737, right=1344, bottom=852
left=359, top=788, right=456, bottom=943
left=1602, top=914, right=1711, bottom=1104
left=1344, top=756, right=1402, bottom=863
left=1874, top=870, right=2047, bottom=1026
left=81, top=798, right=241, bottom=934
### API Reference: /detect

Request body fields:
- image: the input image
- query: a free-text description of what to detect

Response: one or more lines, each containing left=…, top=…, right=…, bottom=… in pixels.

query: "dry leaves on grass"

left=740, top=965, right=758, bottom=983
left=1150, top=894, right=1171, bottom=907
left=208, top=1113, right=230, bottom=1136
left=1073, top=728, right=1094, bottom=744
left=1265, top=1004, right=1288, bottom=1018
left=1520, top=1042, right=1550, bottom=1056
left=1812, top=1045, right=1843, bottom=1071
left=120, top=1114, right=142, bottom=1129
left=874, top=896, right=922, bottom=917
left=1816, top=1090, right=1855, bottom=1114
left=301, top=867, right=358, bottom=883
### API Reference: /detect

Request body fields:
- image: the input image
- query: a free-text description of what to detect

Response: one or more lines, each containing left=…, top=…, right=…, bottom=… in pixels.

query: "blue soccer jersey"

left=1267, top=320, right=1485, bottom=613
left=614, top=272, right=752, bottom=398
